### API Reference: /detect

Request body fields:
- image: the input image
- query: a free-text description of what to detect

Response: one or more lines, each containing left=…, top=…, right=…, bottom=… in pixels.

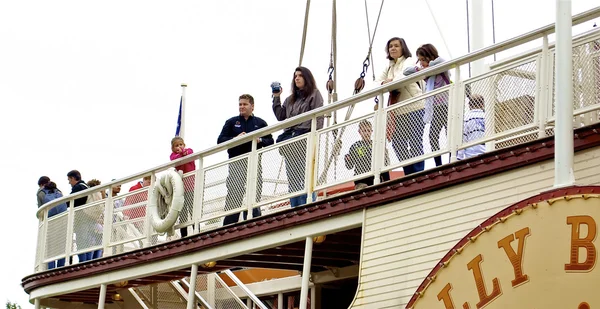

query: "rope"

left=298, top=0, right=312, bottom=66
left=425, top=0, right=452, bottom=59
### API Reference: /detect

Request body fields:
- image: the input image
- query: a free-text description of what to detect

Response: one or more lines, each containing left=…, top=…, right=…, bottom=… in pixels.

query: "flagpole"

left=180, top=83, right=187, bottom=139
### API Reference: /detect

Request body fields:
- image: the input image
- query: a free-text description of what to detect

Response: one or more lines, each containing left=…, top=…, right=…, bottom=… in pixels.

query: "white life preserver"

left=148, top=169, right=185, bottom=234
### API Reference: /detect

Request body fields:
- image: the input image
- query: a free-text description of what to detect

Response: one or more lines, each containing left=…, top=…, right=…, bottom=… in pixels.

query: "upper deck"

left=24, top=7, right=600, bottom=308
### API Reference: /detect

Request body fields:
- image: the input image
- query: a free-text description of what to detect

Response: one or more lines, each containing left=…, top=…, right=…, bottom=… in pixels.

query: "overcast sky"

left=0, top=0, right=598, bottom=307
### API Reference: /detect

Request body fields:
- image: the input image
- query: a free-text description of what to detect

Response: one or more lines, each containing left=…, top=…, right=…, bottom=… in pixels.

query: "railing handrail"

left=35, top=6, right=600, bottom=217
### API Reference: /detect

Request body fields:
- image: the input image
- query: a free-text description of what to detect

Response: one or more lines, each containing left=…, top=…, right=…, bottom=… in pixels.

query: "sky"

left=0, top=0, right=598, bottom=307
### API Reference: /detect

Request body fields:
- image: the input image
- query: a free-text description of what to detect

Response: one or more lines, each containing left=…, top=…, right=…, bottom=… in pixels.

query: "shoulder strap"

left=441, top=72, right=451, bottom=85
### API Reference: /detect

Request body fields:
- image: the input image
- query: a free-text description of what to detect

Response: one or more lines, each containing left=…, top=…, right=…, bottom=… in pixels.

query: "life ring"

left=148, top=169, right=185, bottom=234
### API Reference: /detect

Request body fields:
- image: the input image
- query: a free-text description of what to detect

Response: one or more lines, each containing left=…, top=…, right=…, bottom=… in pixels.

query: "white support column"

left=449, top=67, right=463, bottom=163
left=299, top=237, right=314, bottom=309
left=102, top=187, right=114, bottom=257
left=278, top=293, right=283, bottom=309
left=310, top=287, right=316, bottom=309
left=537, top=34, right=551, bottom=138
left=37, top=210, right=49, bottom=271
left=143, top=173, right=157, bottom=247
left=554, top=0, right=575, bottom=187
left=245, top=139, right=259, bottom=220
left=207, top=273, right=216, bottom=308
left=306, top=117, right=318, bottom=203
left=186, top=264, right=198, bottom=309
left=372, top=93, right=386, bottom=185
left=64, top=198, right=76, bottom=266
left=98, top=283, right=107, bottom=309
left=470, top=0, right=485, bottom=76
left=192, top=157, right=205, bottom=232
left=151, top=284, right=158, bottom=309
left=34, top=298, right=40, bottom=309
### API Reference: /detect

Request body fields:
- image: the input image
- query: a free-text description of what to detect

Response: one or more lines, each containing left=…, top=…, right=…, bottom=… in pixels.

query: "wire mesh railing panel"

left=72, top=203, right=105, bottom=254
left=385, top=93, right=442, bottom=168
left=214, top=277, right=246, bottom=309
left=35, top=221, right=45, bottom=271
left=157, top=282, right=187, bottom=309
left=111, top=194, right=146, bottom=246
left=315, top=116, right=376, bottom=188
left=494, top=129, right=539, bottom=150
left=178, top=172, right=196, bottom=230
left=44, top=213, right=67, bottom=260
left=259, top=137, right=309, bottom=203
left=202, top=157, right=249, bottom=223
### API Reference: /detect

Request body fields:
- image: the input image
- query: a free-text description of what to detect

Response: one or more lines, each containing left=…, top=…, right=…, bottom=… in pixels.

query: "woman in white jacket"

left=375, top=37, right=424, bottom=176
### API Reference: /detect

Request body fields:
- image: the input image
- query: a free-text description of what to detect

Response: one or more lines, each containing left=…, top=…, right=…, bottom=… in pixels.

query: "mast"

left=470, top=0, right=485, bottom=76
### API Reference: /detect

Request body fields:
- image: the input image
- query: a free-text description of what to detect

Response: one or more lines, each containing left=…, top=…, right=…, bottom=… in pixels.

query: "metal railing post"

left=64, top=198, right=76, bottom=266
left=299, top=236, right=314, bottom=309
left=143, top=173, right=156, bottom=247
left=224, top=269, right=268, bottom=309
left=372, top=92, right=387, bottom=185
left=102, top=187, right=114, bottom=257
left=245, top=140, right=259, bottom=220
left=37, top=210, right=48, bottom=271
left=192, top=157, right=205, bottom=231
left=537, top=34, right=551, bottom=138
left=448, top=66, right=463, bottom=163
left=306, top=117, right=318, bottom=203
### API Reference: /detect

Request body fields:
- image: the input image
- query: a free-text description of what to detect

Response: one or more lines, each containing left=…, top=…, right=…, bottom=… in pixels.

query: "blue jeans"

left=48, top=258, right=65, bottom=270
left=290, top=192, right=317, bottom=208
left=78, top=249, right=103, bottom=263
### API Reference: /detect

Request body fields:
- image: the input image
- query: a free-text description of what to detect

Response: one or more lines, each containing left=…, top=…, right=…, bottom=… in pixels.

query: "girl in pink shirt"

left=170, top=136, right=196, bottom=237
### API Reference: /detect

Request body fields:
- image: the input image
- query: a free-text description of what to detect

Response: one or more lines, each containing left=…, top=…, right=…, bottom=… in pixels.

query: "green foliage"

left=6, top=301, right=22, bottom=309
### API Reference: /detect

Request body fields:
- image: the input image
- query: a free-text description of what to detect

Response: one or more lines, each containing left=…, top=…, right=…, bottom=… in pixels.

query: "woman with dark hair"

left=38, top=180, right=68, bottom=269
left=37, top=176, right=50, bottom=207
left=272, top=66, right=324, bottom=207
left=376, top=37, right=424, bottom=176
left=404, top=43, right=450, bottom=167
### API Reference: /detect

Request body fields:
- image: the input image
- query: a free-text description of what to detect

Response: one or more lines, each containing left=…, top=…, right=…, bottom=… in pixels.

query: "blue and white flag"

left=175, top=96, right=183, bottom=137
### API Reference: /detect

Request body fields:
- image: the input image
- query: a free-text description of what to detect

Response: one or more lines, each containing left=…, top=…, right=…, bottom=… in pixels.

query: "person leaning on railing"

left=272, top=66, right=324, bottom=207
left=217, top=94, right=274, bottom=225
left=66, top=170, right=98, bottom=263
left=375, top=37, right=424, bottom=176
left=405, top=43, right=450, bottom=167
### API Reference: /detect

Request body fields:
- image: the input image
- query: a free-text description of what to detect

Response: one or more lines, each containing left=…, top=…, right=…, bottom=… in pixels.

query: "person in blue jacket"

left=217, top=94, right=274, bottom=225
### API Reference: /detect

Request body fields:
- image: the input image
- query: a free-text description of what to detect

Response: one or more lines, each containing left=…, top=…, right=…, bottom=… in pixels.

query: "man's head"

left=358, top=120, right=373, bottom=141
left=67, top=170, right=81, bottom=187
left=469, top=94, right=485, bottom=110
left=238, top=94, right=255, bottom=118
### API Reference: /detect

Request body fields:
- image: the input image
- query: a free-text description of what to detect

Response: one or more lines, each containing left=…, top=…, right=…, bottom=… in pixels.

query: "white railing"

left=33, top=7, right=600, bottom=273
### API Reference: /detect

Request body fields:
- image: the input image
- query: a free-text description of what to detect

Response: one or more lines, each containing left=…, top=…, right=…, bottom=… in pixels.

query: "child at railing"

left=404, top=43, right=451, bottom=167
left=170, top=137, right=196, bottom=237
left=345, top=120, right=390, bottom=190
left=457, top=94, right=486, bottom=160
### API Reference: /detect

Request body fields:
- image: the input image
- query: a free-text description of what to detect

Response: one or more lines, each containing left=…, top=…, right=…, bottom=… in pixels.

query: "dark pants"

left=78, top=250, right=102, bottom=263
left=180, top=190, right=195, bottom=237
left=391, top=110, right=425, bottom=176
left=354, top=172, right=391, bottom=187
left=223, top=159, right=263, bottom=225
left=48, top=258, right=65, bottom=269
left=277, top=129, right=313, bottom=207
left=430, top=103, right=449, bottom=167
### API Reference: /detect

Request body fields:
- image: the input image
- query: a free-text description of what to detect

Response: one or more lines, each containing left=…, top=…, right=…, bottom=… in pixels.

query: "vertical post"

left=306, top=117, right=318, bottom=203
left=37, top=210, right=48, bottom=271
left=102, top=187, right=114, bottom=257
left=470, top=0, right=485, bottom=76
left=98, top=283, right=107, bottom=309
left=449, top=67, right=463, bottom=163
left=151, top=284, right=158, bottom=309
left=310, top=286, right=316, bottom=309
left=143, top=173, right=157, bottom=247
left=554, top=0, right=575, bottom=187
left=207, top=273, right=216, bottom=308
left=247, top=298, right=252, bottom=308
left=192, top=157, right=205, bottom=231
left=64, top=198, right=76, bottom=266
left=537, top=34, right=550, bottom=139
left=186, top=264, right=198, bottom=309
left=372, top=93, right=386, bottom=185
left=278, top=293, right=283, bottom=309
left=34, top=298, right=40, bottom=309
left=299, top=237, right=313, bottom=309
left=245, top=139, right=259, bottom=220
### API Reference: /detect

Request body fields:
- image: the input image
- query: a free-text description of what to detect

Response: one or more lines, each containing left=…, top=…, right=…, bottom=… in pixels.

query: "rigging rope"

left=298, top=0, right=312, bottom=66
left=425, top=0, right=453, bottom=59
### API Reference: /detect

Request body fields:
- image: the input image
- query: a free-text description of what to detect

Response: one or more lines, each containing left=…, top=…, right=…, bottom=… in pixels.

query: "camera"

left=270, top=81, right=281, bottom=93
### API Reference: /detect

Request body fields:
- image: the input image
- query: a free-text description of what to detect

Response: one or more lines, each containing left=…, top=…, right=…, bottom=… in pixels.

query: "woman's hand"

left=381, top=78, right=393, bottom=85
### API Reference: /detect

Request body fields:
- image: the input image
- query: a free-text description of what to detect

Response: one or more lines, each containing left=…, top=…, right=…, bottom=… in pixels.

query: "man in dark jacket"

left=217, top=94, right=274, bottom=225
left=67, top=170, right=96, bottom=263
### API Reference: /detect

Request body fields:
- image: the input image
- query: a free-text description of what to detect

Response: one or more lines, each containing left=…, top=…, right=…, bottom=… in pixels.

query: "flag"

left=175, top=95, right=184, bottom=138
